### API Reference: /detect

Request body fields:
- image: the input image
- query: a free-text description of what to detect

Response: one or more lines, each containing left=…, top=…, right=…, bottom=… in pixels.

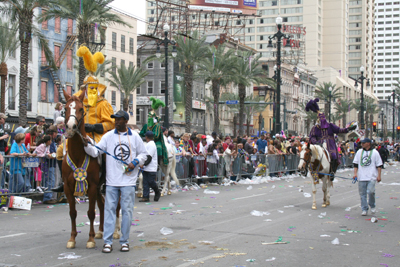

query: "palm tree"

left=0, top=18, right=19, bottom=113
left=314, top=82, right=343, bottom=116
left=39, top=0, right=131, bottom=86
left=107, top=64, right=148, bottom=112
left=222, top=93, right=270, bottom=136
left=0, top=0, right=55, bottom=125
left=199, top=45, right=235, bottom=133
left=352, top=98, right=380, bottom=138
left=174, top=31, right=209, bottom=133
left=334, top=99, right=353, bottom=128
left=232, top=51, right=266, bottom=136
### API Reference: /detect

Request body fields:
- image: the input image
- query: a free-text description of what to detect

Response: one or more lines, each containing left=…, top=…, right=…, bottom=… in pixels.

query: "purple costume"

left=309, top=113, right=349, bottom=160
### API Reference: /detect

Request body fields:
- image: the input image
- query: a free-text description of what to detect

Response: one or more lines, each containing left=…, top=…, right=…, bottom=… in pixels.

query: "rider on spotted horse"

left=52, top=46, right=114, bottom=192
left=306, top=98, right=357, bottom=180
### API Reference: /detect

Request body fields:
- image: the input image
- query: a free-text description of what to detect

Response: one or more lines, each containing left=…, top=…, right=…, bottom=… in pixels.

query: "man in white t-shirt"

left=353, top=138, right=383, bottom=216
left=84, top=110, right=147, bottom=253
left=139, top=131, right=161, bottom=202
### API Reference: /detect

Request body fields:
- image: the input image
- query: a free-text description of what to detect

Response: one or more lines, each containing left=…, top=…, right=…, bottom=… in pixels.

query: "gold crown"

left=83, top=74, right=99, bottom=85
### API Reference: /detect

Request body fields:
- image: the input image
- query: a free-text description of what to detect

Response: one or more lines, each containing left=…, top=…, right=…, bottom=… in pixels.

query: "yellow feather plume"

left=76, top=46, right=105, bottom=73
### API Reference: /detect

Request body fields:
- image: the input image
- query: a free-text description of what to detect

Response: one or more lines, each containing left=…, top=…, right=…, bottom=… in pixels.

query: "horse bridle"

left=65, top=98, right=87, bottom=142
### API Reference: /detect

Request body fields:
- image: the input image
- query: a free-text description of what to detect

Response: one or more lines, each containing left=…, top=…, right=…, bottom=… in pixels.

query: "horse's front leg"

left=160, top=164, right=169, bottom=196
left=95, top=190, right=104, bottom=239
left=113, top=201, right=121, bottom=239
left=86, top=183, right=97, bottom=248
left=326, top=177, right=332, bottom=206
left=322, top=176, right=328, bottom=208
left=137, top=172, right=143, bottom=198
left=311, top=175, right=317, bottom=210
left=65, top=178, right=78, bottom=248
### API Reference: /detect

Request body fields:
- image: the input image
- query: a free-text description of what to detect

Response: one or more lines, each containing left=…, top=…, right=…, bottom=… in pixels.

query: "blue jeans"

left=104, top=185, right=135, bottom=245
left=43, top=167, right=55, bottom=201
left=9, top=173, right=29, bottom=193
left=142, top=171, right=157, bottom=199
left=358, top=180, right=376, bottom=211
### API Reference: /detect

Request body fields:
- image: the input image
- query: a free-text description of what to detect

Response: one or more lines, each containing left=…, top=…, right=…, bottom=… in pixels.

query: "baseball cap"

left=361, top=138, right=372, bottom=143
left=145, top=131, right=154, bottom=138
left=212, top=131, right=217, bottom=136
left=201, top=135, right=207, bottom=139
left=0, top=113, right=7, bottom=119
left=111, top=110, right=129, bottom=121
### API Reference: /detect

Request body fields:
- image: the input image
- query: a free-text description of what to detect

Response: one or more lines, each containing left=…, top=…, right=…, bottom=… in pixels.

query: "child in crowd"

left=32, top=135, right=52, bottom=193
left=10, top=133, right=33, bottom=193
left=207, top=142, right=219, bottom=183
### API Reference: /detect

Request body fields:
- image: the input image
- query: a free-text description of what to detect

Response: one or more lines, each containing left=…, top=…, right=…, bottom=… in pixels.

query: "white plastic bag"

left=160, top=227, right=173, bottom=235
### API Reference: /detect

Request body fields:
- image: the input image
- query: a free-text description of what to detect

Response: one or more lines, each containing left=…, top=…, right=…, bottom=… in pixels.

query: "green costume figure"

left=140, top=97, right=169, bottom=165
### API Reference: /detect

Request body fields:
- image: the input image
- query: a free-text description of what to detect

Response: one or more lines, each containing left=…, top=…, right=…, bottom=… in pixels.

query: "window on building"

left=66, top=85, right=72, bottom=95
left=129, top=61, right=133, bottom=68
left=42, top=9, right=48, bottom=29
left=121, top=59, right=125, bottom=67
left=67, top=49, right=73, bottom=70
left=28, top=41, right=32, bottom=62
left=111, top=91, right=116, bottom=106
left=55, top=17, right=61, bottom=33
left=41, top=80, right=47, bottom=102
left=54, top=84, right=59, bottom=103
left=112, top=57, right=116, bottom=73
left=8, top=75, right=16, bottom=109
left=112, top=32, right=117, bottom=51
left=137, top=86, right=141, bottom=95
left=136, top=108, right=141, bottom=122
left=137, top=58, right=141, bottom=68
left=129, top=38, right=134, bottom=55
left=67, top=18, right=73, bottom=35
left=54, top=45, right=60, bottom=67
left=120, top=92, right=125, bottom=111
left=147, top=61, right=153, bottom=69
left=147, top=81, right=153, bottom=94
left=161, top=81, right=165, bottom=94
left=121, top=35, right=125, bottom=53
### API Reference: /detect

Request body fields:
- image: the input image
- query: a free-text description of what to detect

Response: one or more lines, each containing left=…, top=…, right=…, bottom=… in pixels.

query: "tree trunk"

left=123, top=97, right=129, bottom=112
left=238, top=84, right=246, bottom=136
left=246, top=118, right=250, bottom=136
left=0, top=62, right=7, bottom=114
left=233, top=114, right=237, bottom=137
left=184, top=66, right=193, bottom=133
left=18, top=15, right=33, bottom=126
left=212, top=80, right=220, bottom=134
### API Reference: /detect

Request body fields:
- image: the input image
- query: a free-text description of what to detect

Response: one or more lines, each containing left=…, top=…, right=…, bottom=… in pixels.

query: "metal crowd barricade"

left=236, top=154, right=301, bottom=181
left=1, top=155, right=61, bottom=198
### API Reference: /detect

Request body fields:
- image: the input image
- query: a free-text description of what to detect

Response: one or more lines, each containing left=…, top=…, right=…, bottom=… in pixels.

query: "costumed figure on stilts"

left=51, top=46, right=115, bottom=192
left=305, top=98, right=357, bottom=180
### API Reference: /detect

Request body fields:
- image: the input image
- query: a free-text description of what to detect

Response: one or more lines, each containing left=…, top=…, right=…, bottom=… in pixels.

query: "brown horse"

left=62, top=89, right=105, bottom=249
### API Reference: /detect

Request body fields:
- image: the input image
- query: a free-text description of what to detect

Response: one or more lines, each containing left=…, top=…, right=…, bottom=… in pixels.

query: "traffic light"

left=397, top=126, right=400, bottom=134
left=372, top=122, right=377, bottom=132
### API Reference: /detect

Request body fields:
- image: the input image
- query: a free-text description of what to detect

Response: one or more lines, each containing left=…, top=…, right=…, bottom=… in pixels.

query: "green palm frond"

left=0, top=18, right=19, bottom=63
left=107, top=64, right=148, bottom=111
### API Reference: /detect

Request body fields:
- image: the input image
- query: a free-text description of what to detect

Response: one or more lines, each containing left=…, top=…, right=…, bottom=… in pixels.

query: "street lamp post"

left=156, top=24, right=177, bottom=129
left=380, top=108, right=384, bottom=139
left=349, top=66, right=370, bottom=130
left=267, top=16, right=291, bottom=135
left=388, top=87, right=400, bottom=141
left=328, top=86, right=332, bottom=122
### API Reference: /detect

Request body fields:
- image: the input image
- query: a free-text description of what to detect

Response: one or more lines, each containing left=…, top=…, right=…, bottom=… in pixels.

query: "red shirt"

left=24, top=133, right=35, bottom=147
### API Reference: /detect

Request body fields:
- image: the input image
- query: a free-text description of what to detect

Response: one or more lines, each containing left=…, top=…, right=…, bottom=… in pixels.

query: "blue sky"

left=111, top=0, right=146, bottom=34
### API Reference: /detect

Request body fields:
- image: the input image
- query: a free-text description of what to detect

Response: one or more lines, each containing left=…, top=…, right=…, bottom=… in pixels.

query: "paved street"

left=1, top=165, right=399, bottom=267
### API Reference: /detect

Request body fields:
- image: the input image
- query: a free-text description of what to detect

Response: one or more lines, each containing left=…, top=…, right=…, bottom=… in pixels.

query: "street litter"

left=331, top=238, right=340, bottom=245
left=198, top=241, right=214, bottom=244
left=7, top=196, right=32, bottom=210
left=246, top=259, right=256, bottom=262
left=320, top=235, right=331, bottom=237
left=266, top=257, right=276, bottom=262
left=58, top=252, right=81, bottom=259
left=262, top=236, right=289, bottom=245
left=204, top=189, right=220, bottom=194
left=382, top=254, right=394, bottom=258
left=160, top=227, right=173, bottom=235
left=278, top=210, right=284, bottom=213
left=345, top=207, right=351, bottom=211
left=264, top=219, right=272, bottom=222
left=247, top=186, right=253, bottom=190
left=250, top=210, right=269, bottom=217
left=303, top=193, right=311, bottom=198
left=371, top=217, right=378, bottom=223
left=137, top=233, right=144, bottom=237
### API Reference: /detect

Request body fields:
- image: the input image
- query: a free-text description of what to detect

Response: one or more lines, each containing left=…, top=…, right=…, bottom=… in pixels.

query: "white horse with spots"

left=137, top=135, right=179, bottom=197
left=298, top=143, right=332, bottom=210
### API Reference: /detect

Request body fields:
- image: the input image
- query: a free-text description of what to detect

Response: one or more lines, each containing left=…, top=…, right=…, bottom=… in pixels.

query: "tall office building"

left=373, top=0, right=400, bottom=100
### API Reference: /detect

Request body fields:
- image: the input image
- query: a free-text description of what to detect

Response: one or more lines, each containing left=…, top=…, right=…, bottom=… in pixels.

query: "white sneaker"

left=29, top=189, right=36, bottom=192
left=371, top=208, right=376, bottom=214
left=361, top=210, right=367, bottom=216
left=36, top=186, right=44, bottom=193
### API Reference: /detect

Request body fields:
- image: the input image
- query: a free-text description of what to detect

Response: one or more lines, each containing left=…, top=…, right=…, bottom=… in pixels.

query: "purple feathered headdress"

left=305, top=98, right=320, bottom=113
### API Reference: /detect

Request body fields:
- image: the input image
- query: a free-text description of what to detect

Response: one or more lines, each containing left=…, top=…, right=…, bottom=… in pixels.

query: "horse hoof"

left=326, top=201, right=330, bottom=206
left=113, top=233, right=120, bottom=239
left=137, top=193, right=143, bottom=198
left=161, top=193, right=164, bottom=197
left=322, top=204, right=327, bottom=208
left=67, top=241, right=76, bottom=249
left=86, top=241, right=96, bottom=249
left=94, top=232, right=103, bottom=239
left=312, top=205, right=317, bottom=210
left=167, top=191, right=172, bottom=195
